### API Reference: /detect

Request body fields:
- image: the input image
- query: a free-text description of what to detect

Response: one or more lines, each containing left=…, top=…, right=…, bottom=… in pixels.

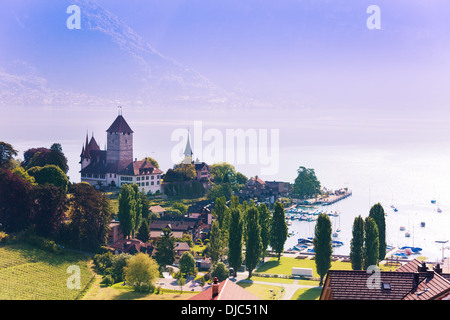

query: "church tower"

left=182, top=130, right=193, bottom=164
left=106, top=108, right=134, bottom=165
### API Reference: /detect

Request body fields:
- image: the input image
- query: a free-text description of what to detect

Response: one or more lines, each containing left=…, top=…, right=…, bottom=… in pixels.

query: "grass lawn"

left=291, top=287, right=322, bottom=300
left=237, top=281, right=285, bottom=300
left=83, top=277, right=198, bottom=300
left=256, top=257, right=354, bottom=278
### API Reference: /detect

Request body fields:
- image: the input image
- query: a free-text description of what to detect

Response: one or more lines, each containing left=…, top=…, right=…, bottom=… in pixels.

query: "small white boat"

left=437, top=208, right=442, bottom=213
left=400, top=226, right=406, bottom=231
left=405, top=232, right=411, bottom=238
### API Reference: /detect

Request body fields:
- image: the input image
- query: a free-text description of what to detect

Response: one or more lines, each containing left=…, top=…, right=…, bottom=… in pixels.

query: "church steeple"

left=182, top=129, right=193, bottom=164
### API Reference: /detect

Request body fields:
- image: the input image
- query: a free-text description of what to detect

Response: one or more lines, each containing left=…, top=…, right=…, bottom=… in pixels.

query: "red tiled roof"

left=395, top=258, right=423, bottom=273
left=189, top=279, right=260, bottom=300
left=403, top=272, right=450, bottom=300
left=106, top=115, right=134, bottom=133
left=118, top=160, right=163, bottom=176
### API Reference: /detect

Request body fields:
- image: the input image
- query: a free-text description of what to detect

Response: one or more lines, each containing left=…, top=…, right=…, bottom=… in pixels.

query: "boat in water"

left=405, top=232, right=411, bottom=238
left=332, top=240, right=344, bottom=247
left=431, top=200, right=437, bottom=204
left=400, top=226, right=406, bottom=231
left=420, top=222, right=425, bottom=228
left=437, top=208, right=442, bottom=213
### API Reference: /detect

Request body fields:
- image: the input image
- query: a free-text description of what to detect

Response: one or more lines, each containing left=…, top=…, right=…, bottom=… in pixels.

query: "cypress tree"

left=369, top=203, right=386, bottom=261
left=350, top=215, right=365, bottom=270
left=245, top=206, right=262, bottom=279
left=364, top=217, right=380, bottom=269
left=257, top=203, right=271, bottom=259
left=313, top=213, right=332, bottom=286
left=270, top=202, right=288, bottom=261
left=228, top=207, right=244, bottom=277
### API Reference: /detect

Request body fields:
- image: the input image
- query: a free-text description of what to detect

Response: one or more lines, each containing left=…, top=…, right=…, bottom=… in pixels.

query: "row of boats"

left=288, top=237, right=344, bottom=253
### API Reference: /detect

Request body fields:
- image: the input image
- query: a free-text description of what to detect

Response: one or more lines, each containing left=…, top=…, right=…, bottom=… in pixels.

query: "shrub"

left=100, top=275, right=114, bottom=287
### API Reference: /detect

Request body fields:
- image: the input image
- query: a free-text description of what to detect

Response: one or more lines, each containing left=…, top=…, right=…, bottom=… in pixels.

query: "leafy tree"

left=177, top=276, right=186, bottom=293
left=111, top=253, right=131, bottom=283
left=27, top=165, right=69, bottom=193
left=0, top=141, right=18, bottom=170
left=174, top=164, right=196, bottom=180
left=12, top=166, right=36, bottom=185
left=257, top=203, right=271, bottom=259
left=172, top=202, right=188, bottom=215
left=179, top=251, right=196, bottom=277
left=125, top=252, right=159, bottom=292
left=0, top=168, right=34, bottom=232
left=154, top=227, right=176, bottom=270
left=270, top=202, right=288, bottom=261
left=236, top=172, right=248, bottom=185
left=228, top=207, right=244, bottom=277
left=313, top=213, right=332, bottom=286
left=364, top=216, right=380, bottom=269
left=142, top=156, right=160, bottom=168
left=210, top=162, right=237, bottom=184
left=67, top=183, right=114, bottom=252
left=350, top=215, right=365, bottom=270
left=292, top=166, right=321, bottom=199
left=207, top=183, right=232, bottom=201
left=32, top=184, right=66, bottom=238
left=22, top=143, right=69, bottom=174
left=369, top=203, right=386, bottom=261
left=245, top=206, right=262, bottom=279
left=214, top=196, right=228, bottom=229
left=210, top=261, right=229, bottom=282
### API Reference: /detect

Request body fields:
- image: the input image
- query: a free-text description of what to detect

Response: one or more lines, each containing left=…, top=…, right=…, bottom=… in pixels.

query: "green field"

left=0, top=243, right=94, bottom=300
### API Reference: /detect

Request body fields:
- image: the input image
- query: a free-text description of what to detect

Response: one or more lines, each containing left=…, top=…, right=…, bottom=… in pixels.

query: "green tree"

left=179, top=251, right=196, bottom=277
left=118, top=184, right=137, bottom=238
left=67, top=183, right=114, bottom=252
left=22, top=143, right=69, bottom=174
left=125, top=253, right=159, bottom=292
left=257, top=203, right=271, bottom=259
left=32, top=184, right=66, bottom=238
left=154, top=227, right=176, bottom=270
left=0, top=141, right=18, bottom=170
left=363, top=217, right=380, bottom=269
left=350, top=215, right=365, bottom=270
left=369, top=203, right=386, bottom=261
left=313, top=213, right=332, bottom=286
left=228, top=207, right=244, bottom=277
left=210, top=261, right=230, bottom=282
left=209, top=220, right=223, bottom=263
left=136, top=218, right=150, bottom=243
left=270, top=202, right=288, bottom=261
left=292, top=166, right=321, bottom=199
left=210, top=162, right=237, bottom=184
left=207, top=183, right=232, bottom=201
left=27, top=165, right=69, bottom=193
left=142, top=156, right=160, bottom=168
left=245, top=206, right=262, bottom=279
left=172, top=202, right=188, bottom=215
left=111, top=253, right=131, bottom=283
left=12, top=167, right=36, bottom=185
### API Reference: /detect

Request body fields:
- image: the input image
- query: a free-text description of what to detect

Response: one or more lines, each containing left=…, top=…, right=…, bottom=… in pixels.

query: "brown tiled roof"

left=118, top=160, right=163, bottom=176
left=89, top=136, right=101, bottom=151
left=106, top=115, right=134, bottom=133
left=403, top=271, right=450, bottom=300
left=395, top=258, right=423, bottom=273
left=189, top=279, right=260, bottom=300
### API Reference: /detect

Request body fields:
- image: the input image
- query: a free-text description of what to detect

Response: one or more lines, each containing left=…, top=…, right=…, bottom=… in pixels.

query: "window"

left=382, top=283, right=391, bottom=290
left=157, top=181, right=160, bottom=185
left=137, top=177, right=140, bottom=181
left=151, top=175, right=154, bottom=180
left=100, top=175, right=105, bottom=179
left=151, top=181, right=154, bottom=185
left=146, top=182, right=149, bottom=186
left=146, top=176, right=149, bottom=180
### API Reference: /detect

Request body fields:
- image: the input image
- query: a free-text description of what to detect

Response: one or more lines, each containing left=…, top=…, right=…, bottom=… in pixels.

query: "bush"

left=23, top=234, right=62, bottom=254
left=0, top=232, right=9, bottom=244
left=100, top=275, right=114, bottom=287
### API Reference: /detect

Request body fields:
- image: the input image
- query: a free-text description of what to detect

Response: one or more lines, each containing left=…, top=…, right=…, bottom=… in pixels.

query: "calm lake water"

left=2, top=106, right=450, bottom=261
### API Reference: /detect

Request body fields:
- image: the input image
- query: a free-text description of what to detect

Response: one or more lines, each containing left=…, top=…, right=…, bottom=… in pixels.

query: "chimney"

left=413, top=272, right=420, bottom=288
left=212, top=277, right=219, bottom=298
left=426, top=270, right=434, bottom=281
left=418, top=262, right=428, bottom=272
left=434, top=263, right=442, bottom=275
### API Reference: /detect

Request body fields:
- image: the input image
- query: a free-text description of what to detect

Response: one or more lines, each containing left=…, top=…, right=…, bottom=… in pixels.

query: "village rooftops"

left=189, top=278, right=260, bottom=301
left=320, top=259, right=450, bottom=300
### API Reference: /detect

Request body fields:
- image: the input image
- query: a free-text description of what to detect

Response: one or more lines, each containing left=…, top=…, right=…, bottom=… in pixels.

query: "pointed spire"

left=83, top=132, right=91, bottom=159
left=184, top=129, right=193, bottom=157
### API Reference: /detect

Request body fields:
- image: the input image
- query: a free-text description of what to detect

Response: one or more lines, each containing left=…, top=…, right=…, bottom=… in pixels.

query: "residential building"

left=189, top=278, right=260, bottom=300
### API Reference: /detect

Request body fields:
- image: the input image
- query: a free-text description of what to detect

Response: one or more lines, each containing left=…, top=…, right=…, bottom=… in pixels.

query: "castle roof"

left=106, top=115, right=133, bottom=133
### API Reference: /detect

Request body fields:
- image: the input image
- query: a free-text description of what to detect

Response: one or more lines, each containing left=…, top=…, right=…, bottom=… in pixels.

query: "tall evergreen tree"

left=313, top=213, right=332, bottom=286
left=154, top=227, right=176, bottom=270
left=244, top=206, right=262, bottom=279
left=209, top=220, right=223, bottom=263
left=270, top=202, right=288, bottom=261
left=118, top=184, right=137, bottom=238
left=369, top=203, right=386, bottom=261
left=257, top=203, right=271, bottom=259
left=363, top=216, right=380, bottom=269
left=350, top=215, right=365, bottom=270
left=228, top=206, right=244, bottom=277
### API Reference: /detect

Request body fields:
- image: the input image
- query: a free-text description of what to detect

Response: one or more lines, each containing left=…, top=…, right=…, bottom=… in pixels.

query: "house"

left=80, top=109, right=163, bottom=194
left=107, top=238, right=153, bottom=255
left=107, top=220, right=124, bottom=244
left=265, top=181, right=292, bottom=197
left=189, top=278, right=260, bottom=300
left=149, top=205, right=166, bottom=218
left=320, top=259, right=450, bottom=300
left=174, top=242, right=191, bottom=256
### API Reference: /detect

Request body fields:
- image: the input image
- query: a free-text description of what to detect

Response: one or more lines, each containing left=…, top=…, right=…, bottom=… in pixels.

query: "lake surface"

left=2, top=105, right=450, bottom=261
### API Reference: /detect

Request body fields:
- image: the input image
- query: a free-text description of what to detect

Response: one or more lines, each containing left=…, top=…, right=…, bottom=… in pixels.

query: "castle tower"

left=106, top=108, right=134, bottom=165
left=80, top=132, right=91, bottom=170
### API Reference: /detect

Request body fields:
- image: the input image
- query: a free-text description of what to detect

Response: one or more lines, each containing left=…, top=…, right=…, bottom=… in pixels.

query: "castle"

left=80, top=110, right=163, bottom=194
